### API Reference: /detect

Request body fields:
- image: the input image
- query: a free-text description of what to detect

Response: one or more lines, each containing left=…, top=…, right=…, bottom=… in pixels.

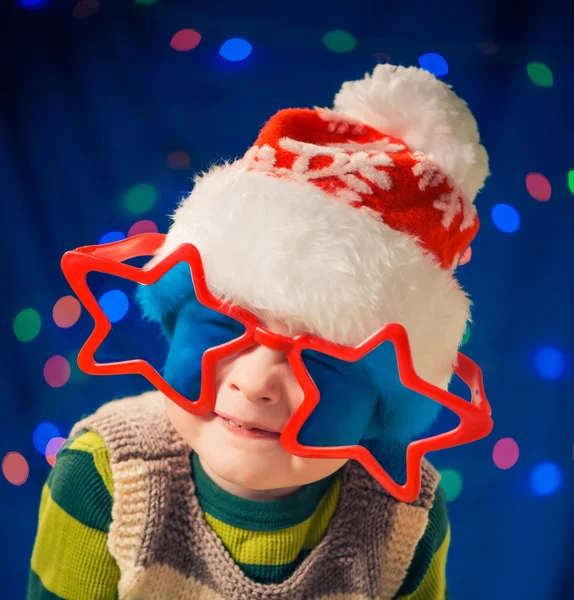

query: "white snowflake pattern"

left=412, top=151, right=447, bottom=191
left=412, top=152, right=477, bottom=232
left=313, top=106, right=369, bottom=136
left=326, top=137, right=406, bottom=154
left=243, top=144, right=276, bottom=172
left=243, top=139, right=395, bottom=205
left=433, top=189, right=477, bottom=232
left=282, top=138, right=393, bottom=193
left=315, top=106, right=406, bottom=154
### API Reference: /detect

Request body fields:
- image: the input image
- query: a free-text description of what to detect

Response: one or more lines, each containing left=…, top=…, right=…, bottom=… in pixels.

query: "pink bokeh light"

left=2, top=452, right=29, bottom=486
left=44, top=356, right=71, bottom=388
left=170, top=29, right=202, bottom=52
left=166, top=151, right=191, bottom=170
left=73, top=0, right=100, bottom=19
left=128, top=220, right=158, bottom=237
left=46, top=437, right=67, bottom=467
left=53, top=296, right=82, bottom=328
left=526, top=172, right=551, bottom=202
left=493, top=437, right=520, bottom=470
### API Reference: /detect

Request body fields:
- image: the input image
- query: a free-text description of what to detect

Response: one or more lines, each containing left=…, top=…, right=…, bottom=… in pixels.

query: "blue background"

left=1, top=0, right=573, bottom=597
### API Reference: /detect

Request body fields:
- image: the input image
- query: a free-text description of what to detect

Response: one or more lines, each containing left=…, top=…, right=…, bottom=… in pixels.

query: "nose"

left=225, top=343, right=291, bottom=406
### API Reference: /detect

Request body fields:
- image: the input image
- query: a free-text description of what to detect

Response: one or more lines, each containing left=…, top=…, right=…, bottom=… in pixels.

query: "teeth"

left=227, top=418, right=253, bottom=430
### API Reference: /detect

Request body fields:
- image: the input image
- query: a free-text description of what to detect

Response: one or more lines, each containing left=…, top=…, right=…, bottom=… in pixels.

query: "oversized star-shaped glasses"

left=61, top=232, right=493, bottom=503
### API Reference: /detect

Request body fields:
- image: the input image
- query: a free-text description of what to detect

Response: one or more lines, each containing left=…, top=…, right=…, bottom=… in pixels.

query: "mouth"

left=213, top=413, right=282, bottom=441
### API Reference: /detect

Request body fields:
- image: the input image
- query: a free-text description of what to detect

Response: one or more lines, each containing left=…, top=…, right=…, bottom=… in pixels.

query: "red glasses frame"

left=61, top=232, right=493, bottom=503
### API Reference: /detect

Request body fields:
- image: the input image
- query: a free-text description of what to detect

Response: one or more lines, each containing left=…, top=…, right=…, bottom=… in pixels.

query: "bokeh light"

left=526, top=172, right=551, bottom=202
left=2, top=452, right=29, bottom=486
left=219, top=38, right=252, bottom=61
left=166, top=151, right=191, bottom=170
left=99, top=289, right=129, bottom=323
left=33, top=422, right=61, bottom=455
left=19, top=0, right=49, bottom=8
left=493, top=437, right=519, bottom=469
left=133, top=0, right=157, bottom=4
left=439, top=469, right=462, bottom=502
left=534, top=345, right=566, bottom=380
left=461, top=322, right=471, bottom=346
left=46, top=437, right=66, bottom=467
left=66, top=350, right=89, bottom=383
left=53, top=296, right=82, bottom=328
left=323, top=30, right=357, bottom=54
left=170, top=29, right=202, bottom=52
left=478, top=42, right=498, bottom=54
left=527, top=62, right=553, bottom=88
left=491, top=203, right=520, bottom=233
left=72, top=0, right=100, bottom=18
left=530, top=461, right=563, bottom=496
left=14, top=309, right=41, bottom=342
left=44, top=356, right=71, bottom=388
left=568, top=171, right=574, bottom=195
left=418, top=53, right=449, bottom=77
left=123, top=183, right=157, bottom=214
left=128, top=219, right=158, bottom=237
left=372, top=52, right=391, bottom=63
left=99, top=231, right=125, bottom=245
left=458, top=246, right=472, bottom=266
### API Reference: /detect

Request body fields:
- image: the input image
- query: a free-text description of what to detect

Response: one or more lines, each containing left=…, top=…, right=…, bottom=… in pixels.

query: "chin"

left=209, top=450, right=293, bottom=489
left=227, top=471, right=280, bottom=491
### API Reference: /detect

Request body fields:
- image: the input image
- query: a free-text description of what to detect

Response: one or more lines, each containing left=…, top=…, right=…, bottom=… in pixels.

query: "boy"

left=28, top=62, right=490, bottom=599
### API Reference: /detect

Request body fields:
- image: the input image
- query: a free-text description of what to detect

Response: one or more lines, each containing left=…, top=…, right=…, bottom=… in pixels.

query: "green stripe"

left=46, top=436, right=113, bottom=534
left=191, top=451, right=337, bottom=530
left=27, top=568, right=67, bottom=599
left=45, top=429, right=89, bottom=488
left=54, top=429, right=90, bottom=454
left=236, top=550, right=311, bottom=584
left=395, top=485, right=449, bottom=596
left=30, top=484, right=119, bottom=600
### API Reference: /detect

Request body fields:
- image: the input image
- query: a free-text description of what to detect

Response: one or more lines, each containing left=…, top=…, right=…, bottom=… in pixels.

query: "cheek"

left=292, top=457, right=348, bottom=484
left=164, top=396, right=206, bottom=446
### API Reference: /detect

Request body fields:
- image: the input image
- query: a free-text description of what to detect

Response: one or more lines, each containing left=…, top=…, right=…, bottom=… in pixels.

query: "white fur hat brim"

left=148, top=160, right=472, bottom=391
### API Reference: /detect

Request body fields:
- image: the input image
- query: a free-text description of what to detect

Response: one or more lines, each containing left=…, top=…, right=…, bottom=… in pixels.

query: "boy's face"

left=164, top=317, right=348, bottom=500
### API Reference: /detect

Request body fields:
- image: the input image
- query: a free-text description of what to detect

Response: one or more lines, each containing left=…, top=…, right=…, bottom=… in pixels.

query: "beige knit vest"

left=69, top=389, right=441, bottom=600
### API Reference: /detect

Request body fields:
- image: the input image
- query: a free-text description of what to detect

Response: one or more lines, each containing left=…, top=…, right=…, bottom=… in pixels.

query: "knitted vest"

left=69, top=389, right=441, bottom=600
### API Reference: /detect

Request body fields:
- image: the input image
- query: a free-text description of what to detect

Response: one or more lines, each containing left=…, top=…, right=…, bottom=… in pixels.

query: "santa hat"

left=139, top=63, right=489, bottom=396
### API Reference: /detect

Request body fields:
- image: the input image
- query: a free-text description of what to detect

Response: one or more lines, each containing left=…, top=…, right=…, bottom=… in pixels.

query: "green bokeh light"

left=14, top=309, right=41, bottom=342
left=323, top=30, right=357, bottom=54
left=123, top=183, right=157, bottom=214
left=568, top=171, right=574, bottom=195
left=439, top=469, right=462, bottom=502
left=133, top=0, right=158, bottom=5
left=461, top=323, right=471, bottom=346
left=66, top=350, right=89, bottom=384
left=527, top=62, right=553, bottom=87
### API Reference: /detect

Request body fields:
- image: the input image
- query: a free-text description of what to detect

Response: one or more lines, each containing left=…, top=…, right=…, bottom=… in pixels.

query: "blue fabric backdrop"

left=1, top=0, right=573, bottom=597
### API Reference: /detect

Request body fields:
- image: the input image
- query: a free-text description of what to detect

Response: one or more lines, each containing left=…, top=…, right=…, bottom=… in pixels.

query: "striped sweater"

left=28, top=390, right=451, bottom=599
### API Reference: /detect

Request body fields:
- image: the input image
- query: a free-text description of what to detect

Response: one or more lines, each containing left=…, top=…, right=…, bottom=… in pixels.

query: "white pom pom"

left=332, top=64, right=490, bottom=203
